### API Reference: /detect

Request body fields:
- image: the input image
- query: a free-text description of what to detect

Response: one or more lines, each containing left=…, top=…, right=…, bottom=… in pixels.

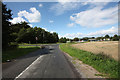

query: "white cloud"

left=63, top=33, right=83, bottom=39
left=70, top=5, right=118, bottom=28
left=42, top=27, right=56, bottom=33
left=42, top=27, right=48, bottom=31
left=67, top=23, right=74, bottom=27
left=10, top=7, right=41, bottom=24
left=39, top=4, right=43, bottom=7
left=62, top=27, right=118, bottom=38
left=86, top=27, right=118, bottom=36
left=50, top=0, right=118, bottom=15
left=28, top=24, right=33, bottom=27
left=50, top=31, right=56, bottom=33
left=49, top=20, right=54, bottom=23
left=50, top=2, right=81, bottom=15
left=10, top=17, right=26, bottom=24
left=57, top=0, right=118, bottom=3
left=18, top=7, right=41, bottom=23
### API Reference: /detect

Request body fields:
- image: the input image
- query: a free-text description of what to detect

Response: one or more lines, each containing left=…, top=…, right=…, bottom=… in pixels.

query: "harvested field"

left=72, top=41, right=119, bottom=60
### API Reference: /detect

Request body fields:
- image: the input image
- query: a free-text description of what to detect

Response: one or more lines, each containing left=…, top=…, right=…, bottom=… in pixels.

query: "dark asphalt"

left=2, top=44, right=81, bottom=79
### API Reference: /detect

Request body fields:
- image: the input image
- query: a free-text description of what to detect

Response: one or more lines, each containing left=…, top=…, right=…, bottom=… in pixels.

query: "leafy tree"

left=59, top=37, right=67, bottom=43
left=91, top=37, right=95, bottom=39
left=82, top=37, right=89, bottom=41
left=96, top=37, right=101, bottom=40
left=2, top=3, right=13, bottom=49
left=105, top=34, right=110, bottom=38
left=10, top=22, right=31, bottom=42
left=16, top=28, right=27, bottom=43
left=73, top=37, right=79, bottom=41
left=112, top=34, right=119, bottom=41
left=11, top=22, right=30, bottom=33
left=52, top=32, right=59, bottom=42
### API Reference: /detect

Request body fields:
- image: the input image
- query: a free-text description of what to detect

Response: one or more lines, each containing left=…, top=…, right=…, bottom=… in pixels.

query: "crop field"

left=72, top=41, right=119, bottom=60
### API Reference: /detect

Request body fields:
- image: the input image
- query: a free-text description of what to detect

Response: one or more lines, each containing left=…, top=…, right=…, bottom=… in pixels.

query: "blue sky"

left=4, top=2, right=118, bottom=39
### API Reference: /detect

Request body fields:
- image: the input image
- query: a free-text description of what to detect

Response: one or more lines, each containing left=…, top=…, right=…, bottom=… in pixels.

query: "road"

left=2, top=44, right=81, bottom=79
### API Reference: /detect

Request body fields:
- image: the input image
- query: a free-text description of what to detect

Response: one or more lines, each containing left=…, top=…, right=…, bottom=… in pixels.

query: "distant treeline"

left=2, top=3, right=59, bottom=49
left=59, top=34, right=120, bottom=43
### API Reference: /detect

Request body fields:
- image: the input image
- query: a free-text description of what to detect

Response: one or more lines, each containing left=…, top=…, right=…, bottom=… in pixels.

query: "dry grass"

left=72, top=41, right=118, bottom=60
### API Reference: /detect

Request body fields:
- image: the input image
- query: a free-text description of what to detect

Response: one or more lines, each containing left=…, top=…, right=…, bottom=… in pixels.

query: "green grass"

left=59, top=43, right=119, bottom=78
left=2, top=46, right=40, bottom=62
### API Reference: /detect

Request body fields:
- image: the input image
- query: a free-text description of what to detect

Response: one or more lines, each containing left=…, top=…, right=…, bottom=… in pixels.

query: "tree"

left=112, top=34, right=119, bottom=41
left=96, top=37, right=102, bottom=40
left=16, top=26, right=59, bottom=44
left=16, top=28, right=27, bottom=43
left=59, top=37, right=67, bottom=43
left=105, top=34, right=110, bottom=38
left=10, top=22, right=31, bottom=43
left=73, top=37, right=79, bottom=41
left=82, top=37, right=89, bottom=41
left=2, top=3, right=13, bottom=49
left=52, top=32, right=59, bottom=42
left=91, top=37, right=95, bottom=39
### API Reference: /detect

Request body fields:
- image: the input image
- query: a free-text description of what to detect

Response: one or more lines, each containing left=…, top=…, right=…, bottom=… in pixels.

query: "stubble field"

left=72, top=41, right=119, bottom=60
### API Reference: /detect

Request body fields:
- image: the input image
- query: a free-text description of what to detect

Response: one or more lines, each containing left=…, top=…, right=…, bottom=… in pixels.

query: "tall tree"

left=73, top=37, right=79, bottom=41
left=10, top=22, right=31, bottom=42
left=2, top=3, right=12, bottom=49
left=112, top=34, right=119, bottom=41
left=105, top=34, right=110, bottom=38
left=59, top=37, right=67, bottom=43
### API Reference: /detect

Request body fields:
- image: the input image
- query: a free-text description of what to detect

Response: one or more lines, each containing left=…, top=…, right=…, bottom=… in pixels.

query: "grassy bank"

left=2, top=46, right=40, bottom=62
left=59, top=43, right=119, bottom=78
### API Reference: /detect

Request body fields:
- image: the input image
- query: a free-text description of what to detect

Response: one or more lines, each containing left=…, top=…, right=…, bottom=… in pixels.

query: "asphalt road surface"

left=2, top=44, right=81, bottom=79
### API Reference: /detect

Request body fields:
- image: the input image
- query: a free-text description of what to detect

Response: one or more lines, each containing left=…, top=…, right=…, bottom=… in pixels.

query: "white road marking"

left=14, top=55, right=45, bottom=80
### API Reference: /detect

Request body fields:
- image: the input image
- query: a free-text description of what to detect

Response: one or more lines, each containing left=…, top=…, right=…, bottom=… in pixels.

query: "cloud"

left=70, top=5, right=118, bottom=28
left=50, top=2, right=81, bottom=15
left=67, top=23, right=74, bottom=27
left=50, top=31, right=56, bottom=33
left=42, top=27, right=48, bottom=31
left=28, top=24, right=33, bottom=27
left=50, top=0, right=118, bottom=15
left=86, top=27, right=118, bottom=36
left=18, top=7, right=41, bottom=23
left=63, top=33, right=83, bottom=39
left=10, top=7, right=41, bottom=24
left=39, top=4, right=43, bottom=7
left=49, top=20, right=54, bottom=23
left=57, top=0, right=118, bottom=3
left=42, top=27, right=56, bottom=33
left=62, top=26, right=118, bottom=38
left=10, top=17, right=26, bottom=24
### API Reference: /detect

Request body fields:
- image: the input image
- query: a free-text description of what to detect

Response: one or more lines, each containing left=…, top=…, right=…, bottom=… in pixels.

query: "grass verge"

left=59, top=43, right=119, bottom=78
left=2, top=46, right=40, bottom=62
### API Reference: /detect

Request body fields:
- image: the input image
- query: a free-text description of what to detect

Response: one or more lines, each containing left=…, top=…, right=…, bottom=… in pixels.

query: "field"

left=59, top=43, right=119, bottom=78
left=72, top=41, right=118, bottom=60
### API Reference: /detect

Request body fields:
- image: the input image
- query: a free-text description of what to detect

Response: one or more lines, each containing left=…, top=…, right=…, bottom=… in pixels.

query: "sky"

left=4, top=1, right=119, bottom=39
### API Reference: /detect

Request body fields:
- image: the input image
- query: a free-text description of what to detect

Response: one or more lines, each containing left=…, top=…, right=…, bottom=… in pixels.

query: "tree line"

left=11, top=22, right=59, bottom=44
left=2, top=3, right=59, bottom=49
left=59, top=34, right=120, bottom=43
